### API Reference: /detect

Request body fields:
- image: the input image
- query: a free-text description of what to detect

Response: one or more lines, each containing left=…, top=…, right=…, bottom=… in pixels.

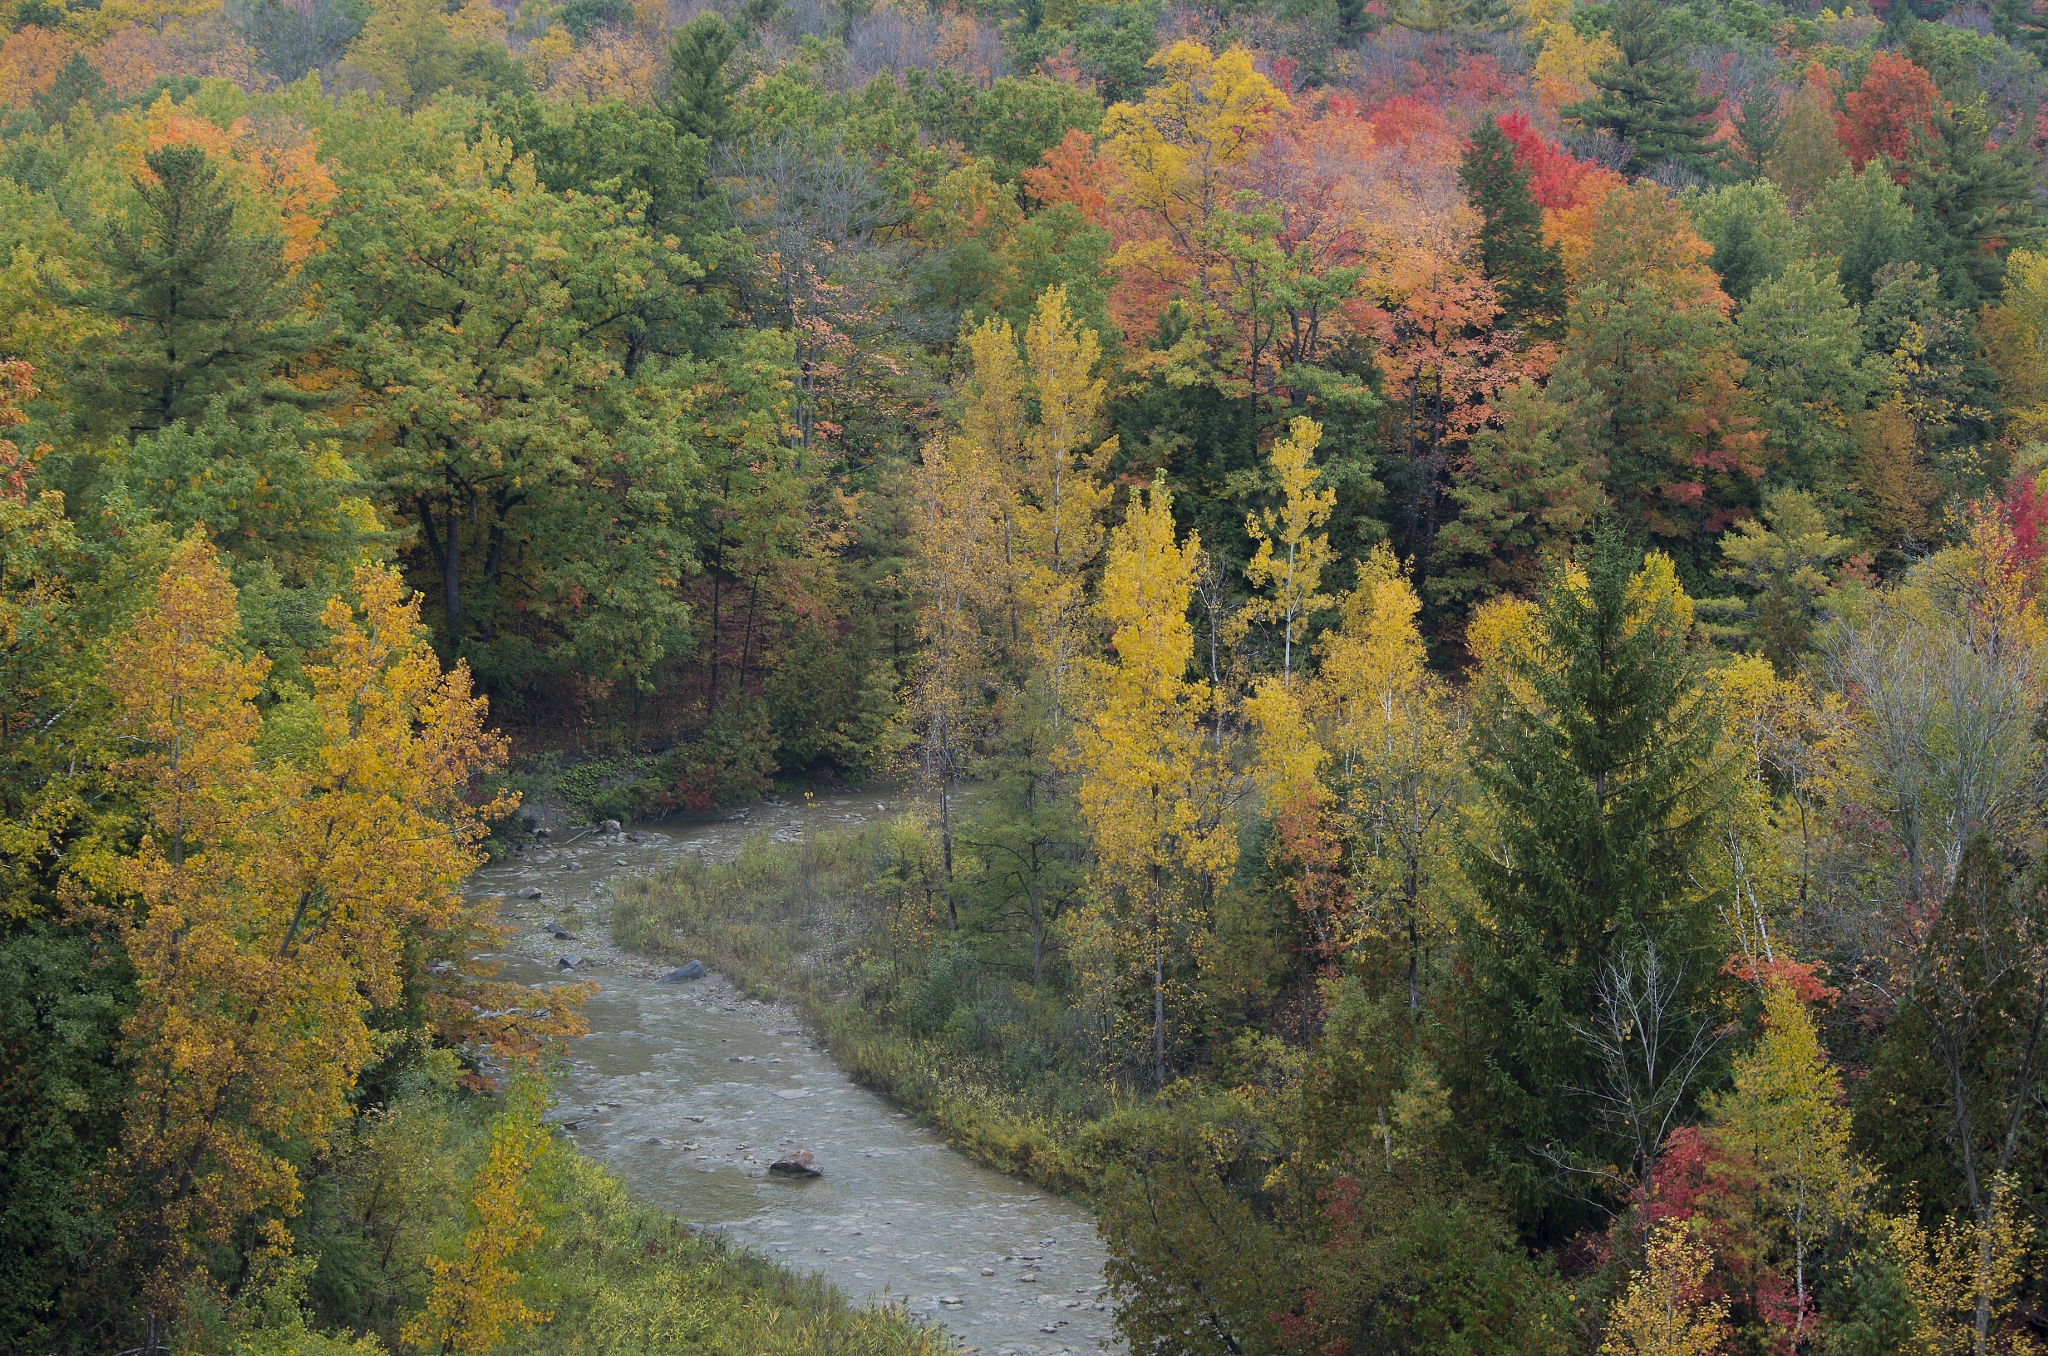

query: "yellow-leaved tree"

left=1312, top=544, right=1462, bottom=1008
left=1099, top=40, right=1289, bottom=376
left=907, top=370, right=1011, bottom=880
left=1600, top=1219, right=1731, bottom=1356
left=106, top=535, right=539, bottom=1327
left=403, top=1074, right=553, bottom=1356
left=1015, top=285, right=1117, bottom=719
left=1071, top=477, right=1239, bottom=1087
left=1241, top=415, right=1336, bottom=680
left=1705, top=981, right=1865, bottom=1345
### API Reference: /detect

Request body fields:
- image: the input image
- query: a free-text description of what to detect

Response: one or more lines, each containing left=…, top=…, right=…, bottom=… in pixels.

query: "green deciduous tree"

left=322, top=123, right=701, bottom=689
left=1810, top=164, right=1919, bottom=307
left=1689, top=179, right=1801, bottom=305
left=1734, top=260, right=1877, bottom=511
left=1549, top=185, right=1764, bottom=551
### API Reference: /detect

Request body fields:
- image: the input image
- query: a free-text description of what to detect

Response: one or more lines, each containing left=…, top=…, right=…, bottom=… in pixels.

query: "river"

left=466, top=793, right=1117, bottom=1356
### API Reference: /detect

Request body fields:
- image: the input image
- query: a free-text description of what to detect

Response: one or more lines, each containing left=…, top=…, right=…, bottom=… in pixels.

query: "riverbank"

left=608, top=818, right=1104, bottom=1201
left=255, top=1051, right=954, bottom=1356
left=478, top=800, right=1118, bottom=1355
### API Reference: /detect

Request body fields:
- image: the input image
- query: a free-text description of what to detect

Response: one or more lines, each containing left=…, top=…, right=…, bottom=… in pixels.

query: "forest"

left=2, top=0, right=2047, bottom=1348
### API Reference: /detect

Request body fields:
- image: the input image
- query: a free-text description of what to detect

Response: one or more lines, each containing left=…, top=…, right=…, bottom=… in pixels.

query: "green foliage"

left=1810, top=164, right=1918, bottom=307
left=1454, top=525, right=1735, bottom=1236
left=665, top=14, right=742, bottom=144
left=1699, top=488, right=1856, bottom=670
left=1897, top=97, right=2043, bottom=308
left=1735, top=259, right=1877, bottom=509
left=1562, top=0, right=1723, bottom=180
left=1431, top=381, right=1602, bottom=610
left=1461, top=117, right=1566, bottom=336
left=1689, top=179, right=1801, bottom=304
left=975, top=76, right=1104, bottom=182
left=0, top=922, right=134, bottom=1351
left=61, top=143, right=328, bottom=439
left=320, top=119, right=701, bottom=688
left=117, top=402, right=372, bottom=583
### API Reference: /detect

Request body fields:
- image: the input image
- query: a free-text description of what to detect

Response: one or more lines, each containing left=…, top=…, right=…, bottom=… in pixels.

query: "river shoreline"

left=468, top=794, right=1119, bottom=1356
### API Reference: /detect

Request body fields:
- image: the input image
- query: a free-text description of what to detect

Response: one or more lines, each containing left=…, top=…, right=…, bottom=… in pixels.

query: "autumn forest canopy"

left=4, top=0, right=2048, bottom=1350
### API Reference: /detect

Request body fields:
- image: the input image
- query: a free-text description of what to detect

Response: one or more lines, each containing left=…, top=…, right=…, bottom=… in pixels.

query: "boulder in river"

left=626, top=831, right=647, bottom=842
left=516, top=887, right=544, bottom=899
left=533, top=827, right=550, bottom=839
left=602, top=819, right=622, bottom=834
left=549, top=926, right=578, bottom=941
left=657, top=961, right=707, bottom=982
left=767, top=1150, right=821, bottom=1177
left=558, top=954, right=585, bottom=969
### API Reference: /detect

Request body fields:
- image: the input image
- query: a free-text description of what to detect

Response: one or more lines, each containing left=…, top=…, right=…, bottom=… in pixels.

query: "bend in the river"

left=465, top=792, right=1116, bottom=1356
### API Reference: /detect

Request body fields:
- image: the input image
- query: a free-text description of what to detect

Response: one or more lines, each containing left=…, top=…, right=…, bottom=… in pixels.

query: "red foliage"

left=1350, top=35, right=1515, bottom=117
left=1722, top=954, right=1842, bottom=1006
left=1651, top=1126, right=1810, bottom=1351
left=2002, top=474, right=2047, bottom=568
left=1493, top=109, right=1607, bottom=210
left=1022, top=128, right=1112, bottom=223
left=1366, top=95, right=1457, bottom=152
left=1836, top=51, right=1942, bottom=172
left=1271, top=794, right=1353, bottom=966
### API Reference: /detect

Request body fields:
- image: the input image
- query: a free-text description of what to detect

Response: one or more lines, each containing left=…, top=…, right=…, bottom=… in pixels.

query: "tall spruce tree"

left=666, top=14, right=742, bottom=145
left=65, top=144, right=326, bottom=439
left=1453, top=523, right=1734, bottom=1239
left=1563, top=0, right=1722, bottom=180
left=1899, top=98, right=2043, bottom=308
left=1460, top=117, right=1566, bottom=337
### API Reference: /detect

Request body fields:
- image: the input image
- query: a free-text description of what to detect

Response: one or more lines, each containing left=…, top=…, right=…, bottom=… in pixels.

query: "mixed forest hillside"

left=4, top=0, right=2048, bottom=1349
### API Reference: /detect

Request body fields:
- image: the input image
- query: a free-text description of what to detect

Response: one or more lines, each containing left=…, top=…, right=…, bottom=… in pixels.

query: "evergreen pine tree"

left=1899, top=98, right=2044, bottom=308
left=1562, top=0, right=1723, bottom=181
left=65, top=144, right=326, bottom=439
left=1459, top=117, right=1566, bottom=337
left=30, top=53, right=107, bottom=125
left=1453, top=522, right=1734, bottom=1238
left=666, top=14, right=742, bottom=144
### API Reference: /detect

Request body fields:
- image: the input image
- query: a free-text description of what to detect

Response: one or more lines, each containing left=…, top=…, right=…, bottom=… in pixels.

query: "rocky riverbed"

left=467, top=793, right=1117, bottom=1356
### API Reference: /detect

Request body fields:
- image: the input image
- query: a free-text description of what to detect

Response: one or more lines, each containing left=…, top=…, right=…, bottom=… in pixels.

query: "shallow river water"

left=465, top=794, right=1116, bottom=1356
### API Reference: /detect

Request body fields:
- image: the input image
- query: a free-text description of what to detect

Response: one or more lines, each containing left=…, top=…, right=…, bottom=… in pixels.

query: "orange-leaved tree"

left=105, top=535, right=542, bottom=1328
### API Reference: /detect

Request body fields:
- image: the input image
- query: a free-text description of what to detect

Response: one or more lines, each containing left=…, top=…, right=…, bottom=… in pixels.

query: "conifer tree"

left=1454, top=523, right=1734, bottom=1236
left=665, top=14, right=741, bottom=144
left=1562, top=0, right=1722, bottom=180
left=65, top=144, right=326, bottom=439
left=1459, top=117, right=1566, bottom=336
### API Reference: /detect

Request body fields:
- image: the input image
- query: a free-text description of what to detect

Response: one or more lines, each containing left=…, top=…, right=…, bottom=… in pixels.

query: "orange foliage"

left=1837, top=51, right=1942, bottom=171
left=93, top=24, right=175, bottom=98
left=124, top=99, right=339, bottom=269
left=0, top=360, right=36, bottom=501
left=1024, top=127, right=1112, bottom=222
left=0, top=26, right=79, bottom=110
left=104, top=538, right=565, bottom=1315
